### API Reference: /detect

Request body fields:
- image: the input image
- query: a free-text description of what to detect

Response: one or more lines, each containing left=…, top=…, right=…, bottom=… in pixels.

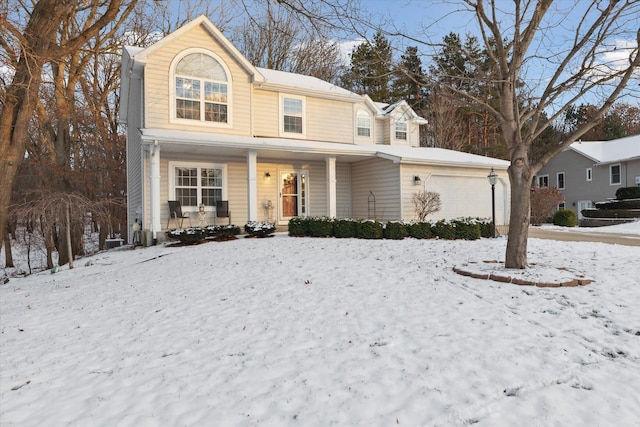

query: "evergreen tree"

left=341, top=31, right=394, bottom=103
left=393, top=46, right=427, bottom=110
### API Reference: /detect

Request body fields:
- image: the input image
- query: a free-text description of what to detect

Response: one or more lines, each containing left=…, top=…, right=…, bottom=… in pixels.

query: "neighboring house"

left=120, top=16, right=510, bottom=243
left=537, top=134, right=640, bottom=218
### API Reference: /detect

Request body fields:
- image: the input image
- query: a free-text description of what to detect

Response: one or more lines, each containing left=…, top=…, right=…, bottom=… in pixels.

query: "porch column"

left=247, top=150, right=258, bottom=221
left=326, top=156, right=337, bottom=218
left=150, top=141, right=161, bottom=244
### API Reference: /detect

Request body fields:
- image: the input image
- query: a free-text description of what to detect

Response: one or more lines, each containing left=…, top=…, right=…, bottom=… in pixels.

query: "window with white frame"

left=557, top=172, right=565, bottom=189
left=610, top=164, right=621, bottom=185
left=537, top=174, right=549, bottom=187
left=395, top=115, right=407, bottom=140
left=586, top=167, right=592, bottom=181
left=170, top=162, right=226, bottom=209
left=174, top=52, right=229, bottom=123
left=356, top=109, right=371, bottom=137
left=282, top=96, right=304, bottom=134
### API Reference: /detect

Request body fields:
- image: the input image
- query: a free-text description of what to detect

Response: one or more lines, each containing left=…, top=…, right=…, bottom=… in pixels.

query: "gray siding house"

left=537, top=134, right=640, bottom=218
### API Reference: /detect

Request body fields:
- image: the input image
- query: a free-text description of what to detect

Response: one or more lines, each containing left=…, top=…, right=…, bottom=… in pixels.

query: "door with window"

left=279, top=170, right=309, bottom=223
left=577, top=200, right=593, bottom=219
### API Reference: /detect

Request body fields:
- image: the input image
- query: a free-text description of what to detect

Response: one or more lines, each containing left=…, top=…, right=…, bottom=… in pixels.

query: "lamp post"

left=487, top=168, right=498, bottom=237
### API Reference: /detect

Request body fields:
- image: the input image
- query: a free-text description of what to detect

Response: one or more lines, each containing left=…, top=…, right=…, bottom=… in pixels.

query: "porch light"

left=414, top=175, right=421, bottom=185
left=264, top=172, right=271, bottom=181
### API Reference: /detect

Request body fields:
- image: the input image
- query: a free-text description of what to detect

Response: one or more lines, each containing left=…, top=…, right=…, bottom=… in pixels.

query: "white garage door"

left=425, top=175, right=506, bottom=223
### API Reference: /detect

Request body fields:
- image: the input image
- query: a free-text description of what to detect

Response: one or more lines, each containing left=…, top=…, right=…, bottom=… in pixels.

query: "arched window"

left=395, top=115, right=407, bottom=140
left=356, top=110, right=371, bottom=137
left=174, top=53, right=228, bottom=123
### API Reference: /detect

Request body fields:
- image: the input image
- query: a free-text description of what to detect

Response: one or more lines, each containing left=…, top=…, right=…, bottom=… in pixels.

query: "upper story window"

left=586, top=168, right=592, bottom=181
left=281, top=95, right=305, bottom=136
left=174, top=52, right=229, bottom=124
left=557, top=172, right=565, bottom=189
left=395, top=115, right=407, bottom=140
left=610, top=164, right=621, bottom=185
left=356, top=110, right=371, bottom=137
left=537, top=175, right=549, bottom=187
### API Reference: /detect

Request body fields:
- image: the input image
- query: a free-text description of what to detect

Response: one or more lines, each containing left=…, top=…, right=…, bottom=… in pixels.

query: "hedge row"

left=594, top=199, right=640, bottom=210
left=581, top=209, right=640, bottom=219
left=288, top=217, right=494, bottom=240
left=616, top=187, right=640, bottom=200
left=166, top=224, right=242, bottom=243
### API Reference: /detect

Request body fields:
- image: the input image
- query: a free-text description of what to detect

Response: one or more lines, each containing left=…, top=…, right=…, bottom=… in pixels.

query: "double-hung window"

left=610, top=164, right=621, bottom=185
left=170, top=162, right=226, bottom=210
left=395, top=115, right=407, bottom=140
left=282, top=96, right=304, bottom=134
left=174, top=52, right=229, bottom=124
left=537, top=175, right=549, bottom=187
left=356, top=110, right=371, bottom=137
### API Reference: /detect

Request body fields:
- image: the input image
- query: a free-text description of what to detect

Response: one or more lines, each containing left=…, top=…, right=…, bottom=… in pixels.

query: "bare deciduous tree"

left=530, top=186, right=564, bottom=226
left=412, top=191, right=442, bottom=221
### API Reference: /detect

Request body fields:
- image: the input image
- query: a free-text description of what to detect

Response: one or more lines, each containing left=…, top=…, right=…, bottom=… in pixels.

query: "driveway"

left=525, top=227, right=640, bottom=246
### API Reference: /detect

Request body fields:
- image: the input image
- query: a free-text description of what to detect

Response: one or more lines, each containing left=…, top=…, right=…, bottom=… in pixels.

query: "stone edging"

left=452, top=262, right=593, bottom=288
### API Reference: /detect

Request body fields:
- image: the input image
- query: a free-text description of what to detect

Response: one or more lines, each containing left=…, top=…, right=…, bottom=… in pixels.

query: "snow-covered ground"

left=2, top=223, right=640, bottom=426
left=540, top=219, right=640, bottom=235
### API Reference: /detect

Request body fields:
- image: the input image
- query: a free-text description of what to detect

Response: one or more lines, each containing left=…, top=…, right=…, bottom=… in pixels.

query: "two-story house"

left=537, top=134, right=640, bottom=218
left=120, top=15, right=510, bottom=243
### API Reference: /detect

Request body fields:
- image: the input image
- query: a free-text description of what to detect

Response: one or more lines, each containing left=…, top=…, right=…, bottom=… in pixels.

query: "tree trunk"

left=505, top=159, right=533, bottom=269
left=66, top=203, right=74, bottom=270
left=3, top=232, right=14, bottom=268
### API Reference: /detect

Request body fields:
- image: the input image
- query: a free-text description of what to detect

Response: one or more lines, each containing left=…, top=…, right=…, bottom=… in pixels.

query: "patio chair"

left=215, top=200, right=231, bottom=225
left=167, top=200, right=191, bottom=229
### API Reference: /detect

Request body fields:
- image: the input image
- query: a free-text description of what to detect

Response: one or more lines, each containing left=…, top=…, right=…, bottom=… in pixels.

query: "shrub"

left=616, top=187, right=640, bottom=200
left=334, top=219, right=358, bottom=238
left=288, top=217, right=308, bottom=236
left=407, top=222, right=432, bottom=239
left=595, top=199, right=640, bottom=210
left=552, top=209, right=578, bottom=227
left=452, top=219, right=481, bottom=240
left=581, top=209, right=640, bottom=219
left=431, top=220, right=456, bottom=240
left=166, top=227, right=206, bottom=243
left=307, top=217, right=333, bottom=237
left=244, top=221, right=275, bottom=237
left=476, top=219, right=494, bottom=238
left=530, top=186, right=564, bottom=225
left=357, top=220, right=384, bottom=239
left=384, top=222, right=408, bottom=240
left=412, top=191, right=442, bottom=221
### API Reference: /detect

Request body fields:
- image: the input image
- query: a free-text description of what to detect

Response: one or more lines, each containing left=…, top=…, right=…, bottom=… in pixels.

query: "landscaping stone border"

left=453, top=261, right=592, bottom=287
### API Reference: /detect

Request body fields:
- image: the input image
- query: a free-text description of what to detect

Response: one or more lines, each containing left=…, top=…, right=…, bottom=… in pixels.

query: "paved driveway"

left=525, top=227, right=640, bottom=246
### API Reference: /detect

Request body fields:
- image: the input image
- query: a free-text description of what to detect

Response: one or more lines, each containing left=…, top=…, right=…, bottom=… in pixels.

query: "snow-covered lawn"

left=2, top=228, right=640, bottom=426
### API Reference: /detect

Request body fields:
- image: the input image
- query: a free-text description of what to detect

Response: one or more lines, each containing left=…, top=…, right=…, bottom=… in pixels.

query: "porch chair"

left=167, top=200, right=191, bottom=229
left=215, top=200, right=231, bottom=225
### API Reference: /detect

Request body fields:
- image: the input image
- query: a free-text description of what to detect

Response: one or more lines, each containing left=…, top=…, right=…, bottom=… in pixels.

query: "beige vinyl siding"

left=252, top=90, right=279, bottom=137
left=143, top=24, right=252, bottom=136
left=305, top=97, right=353, bottom=143
left=376, top=120, right=390, bottom=145
left=351, top=158, right=401, bottom=221
left=336, top=163, right=352, bottom=218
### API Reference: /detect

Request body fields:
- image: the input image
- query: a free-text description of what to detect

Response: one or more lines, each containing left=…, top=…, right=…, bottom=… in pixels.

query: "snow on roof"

left=140, top=128, right=509, bottom=169
left=569, top=134, right=640, bottom=164
left=256, top=67, right=358, bottom=98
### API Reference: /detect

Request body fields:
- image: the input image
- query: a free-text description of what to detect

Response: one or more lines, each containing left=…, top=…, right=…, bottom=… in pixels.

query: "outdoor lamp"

left=414, top=175, right=422, bottom=185
left=487, top=168, right=497, bottom=237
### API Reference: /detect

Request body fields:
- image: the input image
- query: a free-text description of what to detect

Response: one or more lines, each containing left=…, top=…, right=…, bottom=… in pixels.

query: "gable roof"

left=256, top=67, right=358, bottom=99
left=124, top=15, right=264, bottom=84
left=569, top=134, right=640, bottom=164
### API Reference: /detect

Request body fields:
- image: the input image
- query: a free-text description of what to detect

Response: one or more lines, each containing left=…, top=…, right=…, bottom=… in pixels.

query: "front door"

left=279, top=170, right=309, bottom=224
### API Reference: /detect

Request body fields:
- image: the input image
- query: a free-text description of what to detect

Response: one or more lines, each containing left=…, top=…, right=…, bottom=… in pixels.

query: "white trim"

left=169, top=48, right=233, bottom=128
left=277, top=169, right=310, bottom=224
left=394, top=114, right=408, bottom=141
left=355, top=108, right=372, bottom=139
left=537, top=174, right=549, bottom=187
left=168, top=161, right=228, bottom=211
left=609, top=163, right=621, bottom=186
left=557, top=171, right=565, bottom=190
left=279, top=94, right=306, bottom=138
